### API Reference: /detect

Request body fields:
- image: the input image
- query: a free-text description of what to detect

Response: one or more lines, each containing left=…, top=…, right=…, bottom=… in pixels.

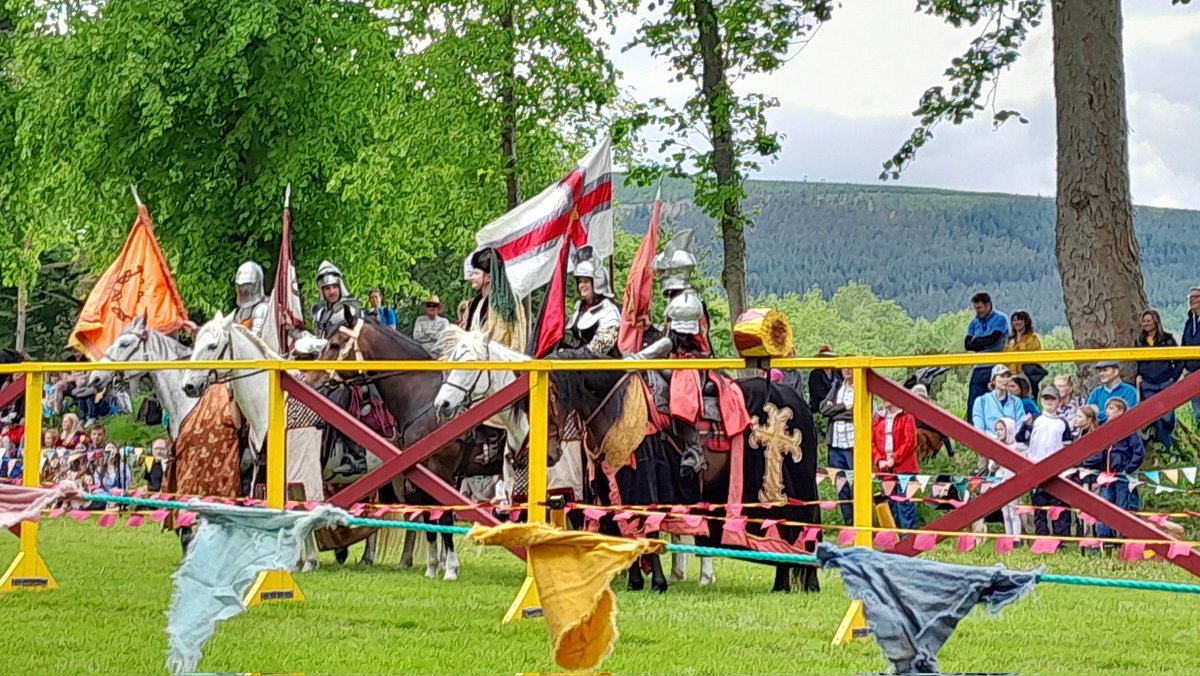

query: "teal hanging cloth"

left=164, top=501, right=349, bottom=674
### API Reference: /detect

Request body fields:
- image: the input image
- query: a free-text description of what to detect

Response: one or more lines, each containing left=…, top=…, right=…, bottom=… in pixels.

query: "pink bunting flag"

left=132, top=488, right=146, bottom=497
left=49, top=508, right=65, bottom=519
left=913, top=532, right=938, bottom=552
left=149, top=509, right=170, bottom=523
left=67, top=509, right=90, bottom=522
left=681, top=514, right=704, bottom=528
left=1120, top=541, right=1146, bottom=561
left=1079, top=538, right=1103, bottom=548
left=582, top=507, right=607, bottom=521
left=695, top=501, right=712, bottom=511
left=372, top=506, right=394, bottom=518
left=1030, top=538, right=1060, bottom=554
left=801, top=527, right=819, bottom=543
left=818, top=500, right=838, bottom=511
left=175, top=511, right=197, bottom=528
left=994, top=537, right=1015, bottom=554
left=1047, top=506, right=1066, bottom=521
left=1167, top=543, right=1193, bottom=560
left=873, top=530, right=899, bottom=549
left=1078, top=512, right=1097, bottom=525
left=613, top=511, right=635, bottom=522
left=508, top=509, right=524, bottom=522
left=97, top=512, right=118, bottom=528
left=304, top=501, right=319, bottom=511
left=890, top=495, right=910, bottom=503
left=125, top=514, right=144, bottom=527
left=1147, top=513, right=1169, bottom=526
left=955, top=535, right=976, bottom=553
left=643, top=512, right=667, bottom=531
left=427, top=509, right=445, bottom=521
left=350, top=504, right=366, bottom=516
left=1015, top=505, right=1036, bottom=515
left=723, top=517, right=747, bottom=533
left=760, top=519, right=781, bottom=530
left=837, top=529, right=857, bottom=546
left=670, top=505, right=689, bottom=514
left=948, top=499, right=966, bottom=508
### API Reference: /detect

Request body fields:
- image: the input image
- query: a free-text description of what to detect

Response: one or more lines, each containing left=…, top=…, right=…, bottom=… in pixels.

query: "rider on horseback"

left=311, top=261, right=363, bottom=339
left=233, top=262, right=270, bottom=337
left=564, top=245, right=621, bottom=357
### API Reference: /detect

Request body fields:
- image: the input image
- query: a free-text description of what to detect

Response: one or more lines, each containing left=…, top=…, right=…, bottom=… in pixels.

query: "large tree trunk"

left=694, top=0, right=748, bottom=324
left=1052, top=0, right=1147, bottom=380
left=499, top=2, right=520, bottom=211
left=15, top=283, right=27, bottom=355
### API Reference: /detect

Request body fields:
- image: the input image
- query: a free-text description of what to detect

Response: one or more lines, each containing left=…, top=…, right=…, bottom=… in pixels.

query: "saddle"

left=643, top=369, right=738, bottom=452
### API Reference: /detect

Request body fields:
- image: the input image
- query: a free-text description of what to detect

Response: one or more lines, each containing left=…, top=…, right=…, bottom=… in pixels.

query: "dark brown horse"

left=544, top=350, right=821, bottom=593
left=304, top=313, right=481, bottom=580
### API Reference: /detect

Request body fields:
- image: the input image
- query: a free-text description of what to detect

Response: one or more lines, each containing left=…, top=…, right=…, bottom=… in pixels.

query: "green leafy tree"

left=625, top=0, right=835, bottom=324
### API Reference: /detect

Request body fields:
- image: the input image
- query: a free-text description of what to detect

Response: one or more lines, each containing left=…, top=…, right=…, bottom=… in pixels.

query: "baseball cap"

left=990, top=364, right=1012, bottom=378
left=1039, top=384, right=1061, bottom=399
left=1095, top=360, right=1120, bottom=370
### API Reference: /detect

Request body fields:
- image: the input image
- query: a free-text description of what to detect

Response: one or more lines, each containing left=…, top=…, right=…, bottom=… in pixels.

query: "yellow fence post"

left=244, top=367, right=304, bottom=606
left=833, top=365, right=872, bottom=644
left=503, top=368, right=548, bottom=623
left=2, top=370, right=57, bottom=591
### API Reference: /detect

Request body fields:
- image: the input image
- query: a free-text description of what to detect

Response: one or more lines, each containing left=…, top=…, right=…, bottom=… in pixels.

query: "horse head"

left=434, top=327, right=496, bottom=420
left=181, top=311, right=236, bottom=398
left=300, top=311, right=372, bottom=389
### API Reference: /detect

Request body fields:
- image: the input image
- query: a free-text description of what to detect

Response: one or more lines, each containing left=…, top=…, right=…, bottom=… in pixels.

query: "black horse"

left=544, top=350, right=822, bottom=593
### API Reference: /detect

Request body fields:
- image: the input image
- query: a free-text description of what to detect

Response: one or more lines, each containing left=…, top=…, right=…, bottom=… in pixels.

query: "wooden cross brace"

left=281, top=373, right=530, bottom=557
left=0, top=374, right=25, bottom=410
left=867, top=369, right=1200, bottom=578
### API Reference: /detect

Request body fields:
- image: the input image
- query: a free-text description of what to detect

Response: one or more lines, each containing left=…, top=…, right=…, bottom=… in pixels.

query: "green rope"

left=79, top=493, right=1200, bottom=595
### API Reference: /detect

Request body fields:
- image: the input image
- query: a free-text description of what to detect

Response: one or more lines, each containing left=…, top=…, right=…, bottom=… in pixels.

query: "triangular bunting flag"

left=1162, top=469, right=1179, bottom=485
left=897, top=474, right=912, bottom=492
left=917, top=475, right=931, bottom=492
left=1183, top=467, right=1198, bottom=484
left=1145, top=470, right=1161, bottom=484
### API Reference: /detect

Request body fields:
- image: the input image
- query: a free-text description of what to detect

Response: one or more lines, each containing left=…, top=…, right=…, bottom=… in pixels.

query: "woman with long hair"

left=59, top=413, right=88, bottom=450
left=1135, top=309, right=1181, bottom=454
left=1004, top=310, right=1046, bottom=389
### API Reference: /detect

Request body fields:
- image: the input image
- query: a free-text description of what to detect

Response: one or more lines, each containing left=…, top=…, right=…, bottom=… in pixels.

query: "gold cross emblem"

left=749, top=402, right=804, bottom=502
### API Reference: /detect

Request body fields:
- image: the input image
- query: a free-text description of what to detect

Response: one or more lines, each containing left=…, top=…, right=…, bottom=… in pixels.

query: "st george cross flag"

left=474, top=136, right=613, bottom=299
left=262, top=188, right=305, bottom=355
left=617, top=186, right=661, bottom=355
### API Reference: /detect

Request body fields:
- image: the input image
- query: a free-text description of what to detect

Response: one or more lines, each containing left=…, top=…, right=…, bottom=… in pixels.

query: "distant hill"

left=613, top=177, right=1200, bottom=329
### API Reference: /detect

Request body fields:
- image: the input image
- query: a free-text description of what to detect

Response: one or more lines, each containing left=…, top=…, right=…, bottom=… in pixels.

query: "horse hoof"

left=627, top=579, right=645, bottom=592
left=335, top=548, right=349, bottom=565
left=669, top=571, right=686, bottom=583
left=395, top=560, right=413, bottom=570
left=358, top=558, right=375, bottom=567
left=652, top=581, right=669, bottom=593
left=299, top=561, right=317, bottom=573
left=698, top=574, right=716, bottom=587
left=425, top=567, right=439, bottom=579
left=443, top=569, right=459, bottom=581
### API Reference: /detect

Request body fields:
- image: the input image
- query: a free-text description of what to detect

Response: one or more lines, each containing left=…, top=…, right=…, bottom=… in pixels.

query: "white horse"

left=178, top=312, right=327, bottom=571
left=86, top=315, right=195, bottom=440
left=432, top=328, right=581, bottom=511
left=433, top=328, right=703, bottom=584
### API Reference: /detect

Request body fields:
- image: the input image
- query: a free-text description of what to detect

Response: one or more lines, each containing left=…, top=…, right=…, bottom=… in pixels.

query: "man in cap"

left=365, top=288, right=397, bottom=329
left=413, top=294, right=449, bottom=355
left=311, top=261, right=363, bottom=340
left=232, top=262, right=270, bottom=337
left=564, top=246, right=621, bottom=357
left=1085, top=360, right=1139, bottom=423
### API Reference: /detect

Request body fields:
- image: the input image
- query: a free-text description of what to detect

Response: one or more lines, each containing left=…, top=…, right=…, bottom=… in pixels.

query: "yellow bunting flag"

left=469, top=522, right=664, bottom=671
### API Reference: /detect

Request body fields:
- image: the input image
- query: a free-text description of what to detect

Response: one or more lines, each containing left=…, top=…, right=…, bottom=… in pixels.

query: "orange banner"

left=69, top=205, right=188, bottom=359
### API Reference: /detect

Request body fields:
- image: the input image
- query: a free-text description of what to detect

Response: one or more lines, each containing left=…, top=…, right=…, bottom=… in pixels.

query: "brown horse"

left=303, top=313, right=478, bottom=580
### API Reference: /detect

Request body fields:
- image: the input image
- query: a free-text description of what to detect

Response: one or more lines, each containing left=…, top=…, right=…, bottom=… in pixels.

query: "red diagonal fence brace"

left=2, top=375, right=24, bottom=537
left=281, top=373, right=529, bottom=558
left=868, top=370, right=1200, bottom=578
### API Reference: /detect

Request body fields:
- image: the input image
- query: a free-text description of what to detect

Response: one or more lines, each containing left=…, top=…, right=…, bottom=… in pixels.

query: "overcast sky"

left=610, top=2, right=1200, bottom=210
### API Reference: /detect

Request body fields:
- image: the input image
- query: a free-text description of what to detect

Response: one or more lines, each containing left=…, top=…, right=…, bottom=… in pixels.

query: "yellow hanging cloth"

left=469, top=522, right=664, bottom=670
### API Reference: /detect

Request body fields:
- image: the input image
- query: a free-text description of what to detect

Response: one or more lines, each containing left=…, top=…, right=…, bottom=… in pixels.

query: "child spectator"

left=990, top=417, right=1023, bottom=540
left=1083, top=398, right=1145, bottom=539
left=1017, top=385, right=1074, bottom=536
left=872, top=400, right=919, bottom=529
left=98, top=443, right=132, bottom=492
left=1073, top=404, right=1100, bottom=440
left=1007, top=372, right=1039, bottom=420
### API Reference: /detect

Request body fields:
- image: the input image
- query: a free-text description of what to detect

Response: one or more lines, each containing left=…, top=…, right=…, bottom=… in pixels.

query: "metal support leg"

left=2, top=371, right=56, bottom=592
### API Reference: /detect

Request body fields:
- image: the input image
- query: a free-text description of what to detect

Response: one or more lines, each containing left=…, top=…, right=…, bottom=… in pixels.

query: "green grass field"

left=2, top=520, right=1198, bottom=675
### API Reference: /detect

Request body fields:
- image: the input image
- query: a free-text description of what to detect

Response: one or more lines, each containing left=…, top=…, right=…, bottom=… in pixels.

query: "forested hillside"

left=614, top=178, right=1200, bottom=328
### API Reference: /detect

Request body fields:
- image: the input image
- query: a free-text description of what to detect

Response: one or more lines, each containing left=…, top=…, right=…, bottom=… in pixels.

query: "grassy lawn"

left=1, top=520, right=1197, bottom=675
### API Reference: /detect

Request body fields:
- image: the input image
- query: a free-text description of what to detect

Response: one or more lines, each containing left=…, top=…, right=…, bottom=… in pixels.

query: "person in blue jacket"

left=1085, top=360, right=1138, bottom=423
left=1083, top=398, right=1145, bottom=540
left=964, top=292, right=1010, bottom=423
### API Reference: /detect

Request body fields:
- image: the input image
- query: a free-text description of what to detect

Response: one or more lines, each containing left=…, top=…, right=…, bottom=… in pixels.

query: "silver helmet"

left=235, top=262, right=265, bottom=310
left=571, top=245, right=613, bottom=298
left=652, top=229, right=698, bottom=293
left=664, top=288, right=704, bottom=335
left=315, top=261, right=349, bottom=297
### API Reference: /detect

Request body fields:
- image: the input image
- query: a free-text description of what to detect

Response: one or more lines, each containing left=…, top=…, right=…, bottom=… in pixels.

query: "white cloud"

left=611, top=2, right=1200, bottom=209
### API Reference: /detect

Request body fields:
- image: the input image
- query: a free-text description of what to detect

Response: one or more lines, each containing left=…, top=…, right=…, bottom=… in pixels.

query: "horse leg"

left=772, top=564, right=792, bottom=593
left=335, top=547, right=349, bottom=565
left=800, top=564, right=821, bottom=593
left=698, top=556, right=716, bottom=586
left=441, top=529, right=459, bottom=582
left=627, top=559, right=645, bottom=591
left=669, top=534, right=690, bottom=582
left=647, top=552, right=668, bottom=593
left=396, top=530, right=417, bottom=569
left=360, top=531, right=377, bottom=566
left=178, top=526, right=195, bottom=558
left=424, top=513, right=441, bottom=578
left=299, top=533, right=319, bottom=572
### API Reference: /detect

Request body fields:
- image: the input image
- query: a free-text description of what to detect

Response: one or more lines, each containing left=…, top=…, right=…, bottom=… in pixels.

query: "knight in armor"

left=563, top=246, right=621, bottom=357
left=311, top=261, right=363, bottom=339
left=233, top=262, right=270, bottom=337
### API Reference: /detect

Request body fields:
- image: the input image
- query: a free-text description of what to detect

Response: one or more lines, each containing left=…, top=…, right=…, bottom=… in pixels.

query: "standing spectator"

left=413, top=294, right=450, bottom=354
left=1182, top=287, right=1200, bottom=433
left=971, top=365, right=1025, bottom=438
left=1017, top=385, right=1074, bottom=537
left=98, top=443, right=132, bottom=492
left=1083, top=398, right=1145, bottom=539
left=1055, top=374, right=1085, bottom=431
left=964, top=292, right=1010, bottom=421
left=1135, top=309, right=1182, bottom=456
left=819, top=366, right=855, bottom=525
left=146, top=438, right=169, bottom=492
left=59, top=413, right=88, bottom=450
left=990, top=417, right=1023, bottom=540
left=807, top=345, right=840, bottom=416
left=1007, top=373, right=1039, bottom=421
left=871, top=400, right=918, bottom=529
left=1085, top=361, right=1138, bottom=423
left=1005, top=310, right=1047, bottom=389
left=364, top=288, right=397, bottom=329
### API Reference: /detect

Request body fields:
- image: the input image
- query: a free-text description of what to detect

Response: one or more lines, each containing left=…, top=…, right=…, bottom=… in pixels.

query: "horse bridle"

left=439, top=340, right=494, bottom=410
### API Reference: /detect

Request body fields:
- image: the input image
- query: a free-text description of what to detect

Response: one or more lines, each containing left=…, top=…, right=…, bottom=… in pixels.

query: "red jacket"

left=872, top=411, right=919, bottom=474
